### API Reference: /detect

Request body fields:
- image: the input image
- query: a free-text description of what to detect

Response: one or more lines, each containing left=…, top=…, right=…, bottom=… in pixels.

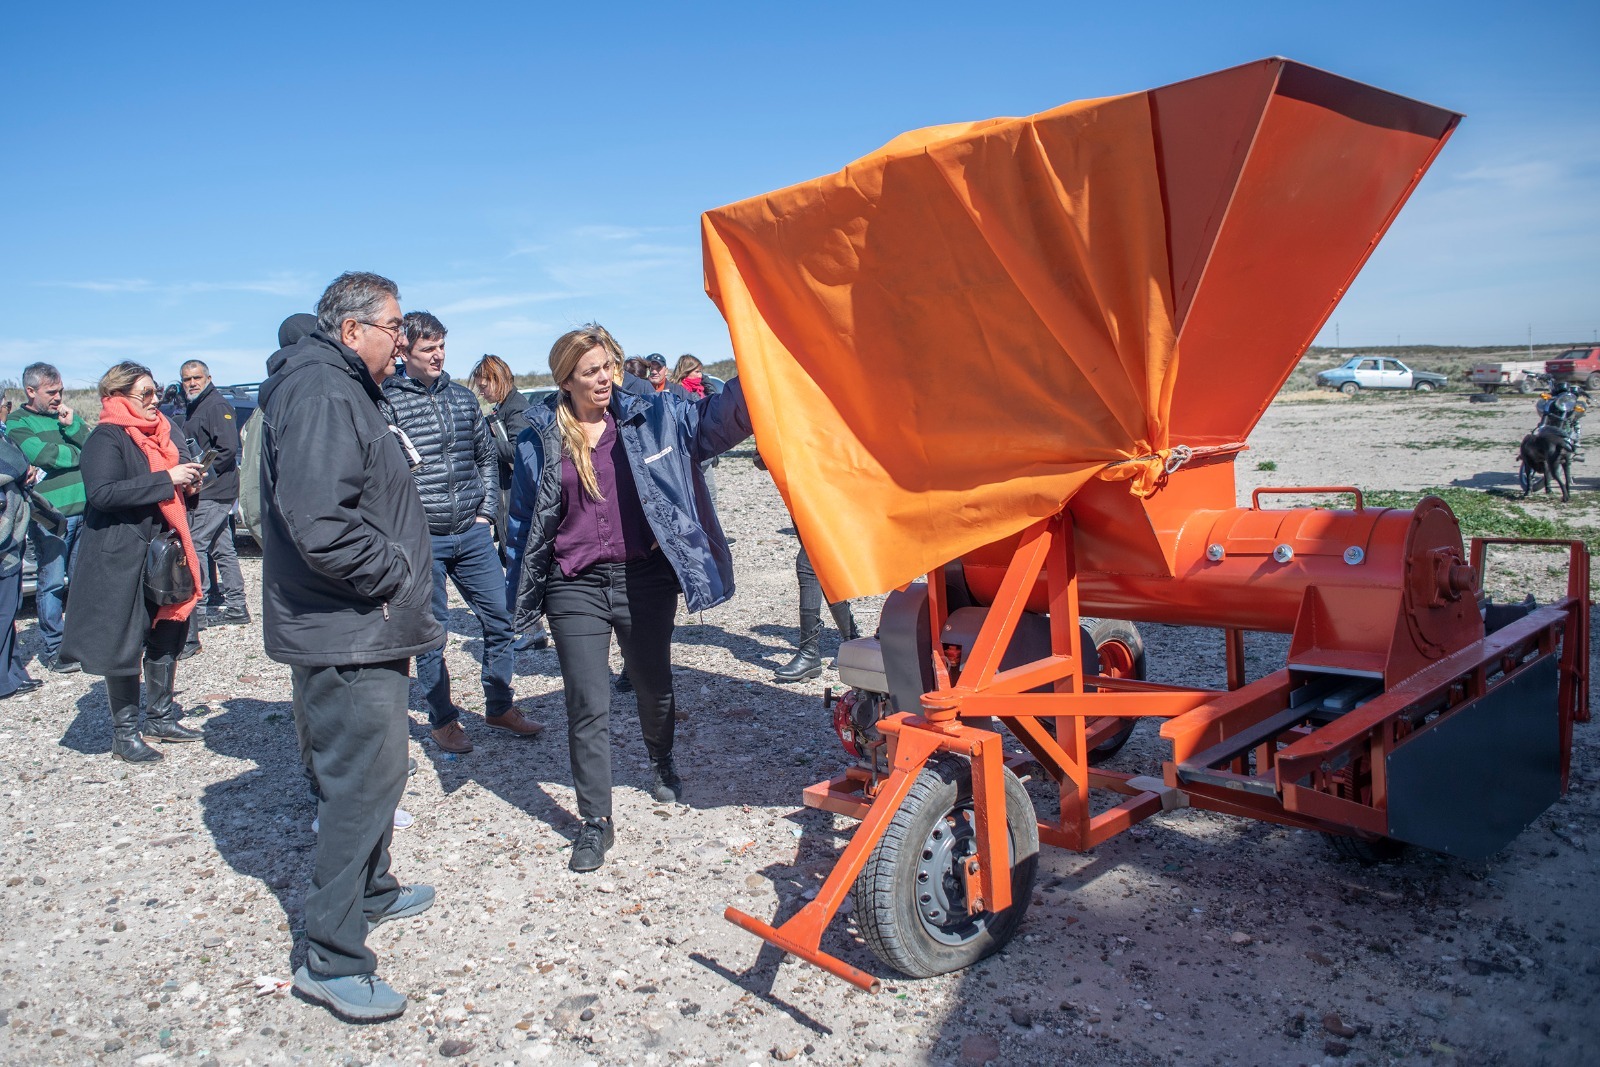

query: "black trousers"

left=545, top=550, right=680, bottom=822
left=290, top=659, right=410, bottom=976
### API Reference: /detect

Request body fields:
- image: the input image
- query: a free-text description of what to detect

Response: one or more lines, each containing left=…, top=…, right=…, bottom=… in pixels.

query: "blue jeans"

left=415, top=522, right=515, bottom=728
left=30, top=514, right=81, bottom=660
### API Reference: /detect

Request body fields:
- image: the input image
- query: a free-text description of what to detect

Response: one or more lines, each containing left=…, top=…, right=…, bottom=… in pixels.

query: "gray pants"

left=188, top=498, right=245, bottom=610
left=290, top=660, right=410, bottom=977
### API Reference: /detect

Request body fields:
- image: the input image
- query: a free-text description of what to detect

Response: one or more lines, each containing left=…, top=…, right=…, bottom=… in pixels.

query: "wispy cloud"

left=433, top=291, right=582, bottom=316
left=39, top=274, right=312, bottom=298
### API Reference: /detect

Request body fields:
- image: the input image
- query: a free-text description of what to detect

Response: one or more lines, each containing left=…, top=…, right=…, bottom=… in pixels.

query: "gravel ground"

left=1, top=388, right=1596, bottom=1066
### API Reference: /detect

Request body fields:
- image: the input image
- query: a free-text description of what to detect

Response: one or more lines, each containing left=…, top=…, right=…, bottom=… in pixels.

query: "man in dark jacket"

left=381, top=311, right=540, bottom=754
left=259, top=271, right=443, bottom=1023
left=179, top=360, right=248, bottom=624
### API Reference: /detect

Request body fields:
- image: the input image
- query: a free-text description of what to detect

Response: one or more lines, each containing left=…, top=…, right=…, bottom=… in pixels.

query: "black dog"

left=1519, top=429, right=1572, bottom=501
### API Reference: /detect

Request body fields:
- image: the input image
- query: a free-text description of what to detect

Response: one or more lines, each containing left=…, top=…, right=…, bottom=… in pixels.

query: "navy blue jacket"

left=505, top=378, right=752, bottom=628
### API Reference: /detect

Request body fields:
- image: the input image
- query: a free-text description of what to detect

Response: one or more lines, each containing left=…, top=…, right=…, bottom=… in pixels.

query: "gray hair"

left=180, top=359, right=209, bottom=376
left=315, top=272, right=400, bottom=337
left=22, top=362, right=60, bottom=390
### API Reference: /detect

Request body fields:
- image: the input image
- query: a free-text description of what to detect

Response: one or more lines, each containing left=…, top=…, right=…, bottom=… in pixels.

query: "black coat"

left=486, top=388, right=531, bottom=491
left=60, top=424, right=187, bottom=676
left=183, top=384, right=241, bottom=502
left=380, top=371, right=498, bottom=535
left=258, top=332, right=443, bottom=667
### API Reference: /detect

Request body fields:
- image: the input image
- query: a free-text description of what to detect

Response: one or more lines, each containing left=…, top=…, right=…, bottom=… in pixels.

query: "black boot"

left=178, top=612, right=202, bottom=661
left=107, top=676, right=161, bottom=763
left=140, top=656, right=202, bottom=743
left=826, top=599, right=860, bottom=668
left=827, top=600, right=860, bottom=642
left=649, top=755, right=683, bottom=803
left=774, top=607, right=823, bottom=683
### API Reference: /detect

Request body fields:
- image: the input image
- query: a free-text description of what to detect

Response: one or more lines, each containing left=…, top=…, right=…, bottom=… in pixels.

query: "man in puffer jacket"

left=382, top=311, right=542, bottom=754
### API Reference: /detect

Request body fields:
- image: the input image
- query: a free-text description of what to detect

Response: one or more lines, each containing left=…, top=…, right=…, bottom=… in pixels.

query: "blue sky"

left=3, top=1, right=1595, bottom=388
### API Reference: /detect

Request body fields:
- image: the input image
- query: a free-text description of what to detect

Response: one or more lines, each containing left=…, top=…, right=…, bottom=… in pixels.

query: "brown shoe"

left=483, top=708, right=545, bottom=737
left=431, top=720, right=473, bottom=753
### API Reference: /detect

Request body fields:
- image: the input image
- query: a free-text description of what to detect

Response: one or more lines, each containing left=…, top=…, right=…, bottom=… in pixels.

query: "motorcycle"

left=1519, top=375, right=1587, bottom=501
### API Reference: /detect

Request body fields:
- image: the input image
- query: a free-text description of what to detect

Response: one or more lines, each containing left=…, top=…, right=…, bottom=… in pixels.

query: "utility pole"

left=1335, top=322, right=1340, bottom=349
left=1528, top=324, right=1533, bottom=358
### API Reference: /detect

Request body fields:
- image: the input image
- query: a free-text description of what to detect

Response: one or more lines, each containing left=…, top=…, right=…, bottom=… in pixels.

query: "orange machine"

left=704, top=59, right=1590, bottom=991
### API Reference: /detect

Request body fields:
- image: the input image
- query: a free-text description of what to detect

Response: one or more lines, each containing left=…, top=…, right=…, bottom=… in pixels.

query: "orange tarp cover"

left=703, top=59, right=1459, bottom=601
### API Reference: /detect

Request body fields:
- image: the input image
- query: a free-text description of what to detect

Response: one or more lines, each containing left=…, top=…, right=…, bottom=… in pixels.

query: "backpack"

left=238, top=408, right=264, bottom=543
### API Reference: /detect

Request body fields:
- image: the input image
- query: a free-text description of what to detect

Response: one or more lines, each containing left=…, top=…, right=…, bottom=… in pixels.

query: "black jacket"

left=61, top=424, right=189, bottom=676
left=486, top=388, right=531, bottom=491
left=183, top=383, right=241, bottom=502
left=506, top=379, right=752, bottom=627
left=380, top=371, right=498, bottom=536
left=257, top=332, right=443, bottom=667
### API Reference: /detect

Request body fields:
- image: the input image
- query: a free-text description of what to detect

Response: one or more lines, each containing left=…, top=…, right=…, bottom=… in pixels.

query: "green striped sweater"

left=5, top=407, right=89, bottom=517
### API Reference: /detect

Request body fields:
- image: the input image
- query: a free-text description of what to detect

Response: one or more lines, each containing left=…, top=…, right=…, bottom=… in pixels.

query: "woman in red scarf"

left=61, top=362, right=206, bottom=762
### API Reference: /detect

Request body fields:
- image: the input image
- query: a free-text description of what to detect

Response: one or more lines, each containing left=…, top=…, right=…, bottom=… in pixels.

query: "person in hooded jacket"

left=258, top=272, right=443, bottom=1023
left=505, top=323, right=752, bottom=873
left=61, top=362, right=207, bottom=761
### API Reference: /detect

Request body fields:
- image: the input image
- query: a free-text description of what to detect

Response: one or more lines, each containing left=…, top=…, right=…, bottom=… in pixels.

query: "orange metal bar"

left=967, top=730, right=1012, bottom=914
left=984, top=654, right=1079, bottom=695
left=725, top=716, right=947, bottom=993
left=961, top=518, right=1054, bottom=692
left=961, top=690, right=1212, bottom=718
left=1225, top=629, right=1246, bottom=690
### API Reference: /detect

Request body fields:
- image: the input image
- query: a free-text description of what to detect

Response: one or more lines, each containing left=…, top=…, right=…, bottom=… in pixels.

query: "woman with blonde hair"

left=505, top=324, right=751, bottom=872
left=62, top=361, right=206, bottom=761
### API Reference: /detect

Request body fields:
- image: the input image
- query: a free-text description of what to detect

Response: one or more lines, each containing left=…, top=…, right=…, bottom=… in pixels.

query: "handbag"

left=143, top=524, right=195, bottom=606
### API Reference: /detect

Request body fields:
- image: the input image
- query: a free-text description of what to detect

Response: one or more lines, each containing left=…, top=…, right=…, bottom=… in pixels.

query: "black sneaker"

left=649, top=758, right=682, bottom=803
left=614, top=669, right=633, bottom=693
left=42, top=656, right=81, bottom=675
left=569, top=819, right=614, bottom=872
left=214, top=607, right=251, bottom=626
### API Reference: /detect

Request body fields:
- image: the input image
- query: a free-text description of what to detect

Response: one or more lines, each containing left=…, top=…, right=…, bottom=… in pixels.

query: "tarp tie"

left=1098, top=442, right=1241, bottom=498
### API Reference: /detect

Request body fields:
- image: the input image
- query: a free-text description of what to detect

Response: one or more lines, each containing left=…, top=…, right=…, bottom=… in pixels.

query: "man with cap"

left=642, top=354, right=691, bottom=399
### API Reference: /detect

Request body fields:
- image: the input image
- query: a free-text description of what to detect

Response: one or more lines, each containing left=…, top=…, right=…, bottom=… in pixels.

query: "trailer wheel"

left=1085, top=619, right=1146, bottom=763
left=1324, top=832, right=1408, bottom=865
left=853, top=755, right=1038, bottom=979
left=1517, top=377, right=1536, bottom=394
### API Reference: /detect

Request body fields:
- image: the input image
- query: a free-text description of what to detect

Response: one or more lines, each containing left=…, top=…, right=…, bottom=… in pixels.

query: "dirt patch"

left=0, top=389, right=1594, bottom=1065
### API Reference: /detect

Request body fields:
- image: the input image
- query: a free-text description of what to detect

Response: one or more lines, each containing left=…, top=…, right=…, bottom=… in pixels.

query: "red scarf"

left=97, top=396, right=201, bottom=624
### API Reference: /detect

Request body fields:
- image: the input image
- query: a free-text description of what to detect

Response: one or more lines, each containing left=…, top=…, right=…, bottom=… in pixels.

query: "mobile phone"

left=197, top=447, right=221, bottom=471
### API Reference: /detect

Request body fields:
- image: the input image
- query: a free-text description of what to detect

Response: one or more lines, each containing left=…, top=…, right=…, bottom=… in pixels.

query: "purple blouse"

left=553, top=413, right=656, bottom=577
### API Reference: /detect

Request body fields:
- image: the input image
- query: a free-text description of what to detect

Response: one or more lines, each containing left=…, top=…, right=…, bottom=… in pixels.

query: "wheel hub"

left=914, top=807, right=987, bottom=944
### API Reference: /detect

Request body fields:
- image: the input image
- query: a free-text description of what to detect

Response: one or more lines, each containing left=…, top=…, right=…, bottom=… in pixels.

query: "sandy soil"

left=1, top=388, right=1595, bottom=1066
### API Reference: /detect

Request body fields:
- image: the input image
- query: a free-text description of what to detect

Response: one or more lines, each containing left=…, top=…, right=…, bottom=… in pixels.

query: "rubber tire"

left=1324, top=832, right=1408, bottom=865
left=1340, top=381, right=1359, bottom=395
left=1085, top=618, right=1146, bottom=763
left=1413, top=380, right=1435, bottom=393
left=1517, top=377, right=1536, bottom=394
left=1588, top=373, right=1600, bottom=390
left=853, top=755, right=1039, bottom=979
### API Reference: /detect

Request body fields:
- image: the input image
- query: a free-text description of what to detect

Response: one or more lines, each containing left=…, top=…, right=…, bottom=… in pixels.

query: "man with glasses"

left=381, top=311, right=541, bottom=755
left=6, top=362, right=90, bottom=673
left=179, top=360, right=248, bottom=625
left=259, top=272, right=443, bottom=1022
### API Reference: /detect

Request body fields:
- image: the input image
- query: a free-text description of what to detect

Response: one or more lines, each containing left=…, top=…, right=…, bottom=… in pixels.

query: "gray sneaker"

left=367, top=884, right=434, bottom=932
left=291, top=967, right=406, bottom=1021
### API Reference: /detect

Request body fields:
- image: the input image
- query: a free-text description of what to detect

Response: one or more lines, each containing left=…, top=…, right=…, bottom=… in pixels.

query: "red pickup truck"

left=1545, top=346, right=1600, bottom=388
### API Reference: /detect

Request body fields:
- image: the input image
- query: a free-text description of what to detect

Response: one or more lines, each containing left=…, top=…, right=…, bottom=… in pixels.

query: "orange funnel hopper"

left=703, top=58, right=1461, bottom=601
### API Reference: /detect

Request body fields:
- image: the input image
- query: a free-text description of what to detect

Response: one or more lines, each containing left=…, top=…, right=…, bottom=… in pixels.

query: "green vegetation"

left=1398, top=437, right=1499, bottom=452
left=1357, top=488, right=1600, bottom=549
left=1256, top=460, right=1277, bottom=471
